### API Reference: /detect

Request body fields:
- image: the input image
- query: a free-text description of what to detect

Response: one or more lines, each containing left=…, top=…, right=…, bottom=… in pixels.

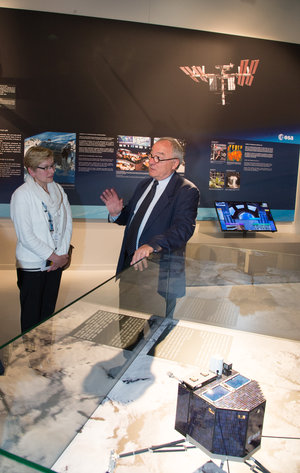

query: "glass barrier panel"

left=0, top=260, right=165, bottom=471
left=186, top=244, right=300, bottom=284
left=175, top=245, right=300, bottom=340
left=0, top=244, right=299, bottom=472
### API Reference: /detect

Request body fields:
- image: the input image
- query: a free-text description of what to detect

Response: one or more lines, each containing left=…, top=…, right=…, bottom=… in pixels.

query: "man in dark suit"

left=101, top=137, right=200, bottom=274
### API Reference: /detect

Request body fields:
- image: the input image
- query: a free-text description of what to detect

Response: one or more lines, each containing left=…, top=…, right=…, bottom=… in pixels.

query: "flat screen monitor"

left=214, top=201, right=277, bottom=233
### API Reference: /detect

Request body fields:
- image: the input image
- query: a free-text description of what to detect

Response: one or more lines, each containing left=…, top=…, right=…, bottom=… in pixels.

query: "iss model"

left=174, top=362, right=266, bottom=460
left=179, top=59, right=259, bottom=105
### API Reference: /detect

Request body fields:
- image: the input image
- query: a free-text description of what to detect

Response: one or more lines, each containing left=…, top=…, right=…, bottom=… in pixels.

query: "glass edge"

left=0, top=448, right=58, bottom=473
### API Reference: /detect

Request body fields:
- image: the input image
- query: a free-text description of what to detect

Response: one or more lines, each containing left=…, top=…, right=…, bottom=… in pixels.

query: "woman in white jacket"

left=10, top=146, right=72, bottom=333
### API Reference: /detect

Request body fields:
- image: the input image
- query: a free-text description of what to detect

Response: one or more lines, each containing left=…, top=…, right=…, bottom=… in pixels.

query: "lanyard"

left=42, top=201, right=54, bottom=232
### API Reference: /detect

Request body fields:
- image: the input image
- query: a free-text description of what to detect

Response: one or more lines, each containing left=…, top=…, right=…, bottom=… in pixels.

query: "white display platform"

left=52, top=317, right=300, bottom=473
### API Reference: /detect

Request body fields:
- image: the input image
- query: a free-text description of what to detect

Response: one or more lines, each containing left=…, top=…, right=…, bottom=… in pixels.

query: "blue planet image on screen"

left=239, top=212, right=255, bottom=220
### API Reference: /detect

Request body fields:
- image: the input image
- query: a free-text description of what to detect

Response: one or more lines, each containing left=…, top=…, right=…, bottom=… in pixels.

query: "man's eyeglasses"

left=143, top=154, right=176, bottom=163
left=36, top=164, right=56, bottom=171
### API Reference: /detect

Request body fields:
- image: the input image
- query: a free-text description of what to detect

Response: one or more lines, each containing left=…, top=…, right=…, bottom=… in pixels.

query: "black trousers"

left=17, top=268, right=62, bottom=333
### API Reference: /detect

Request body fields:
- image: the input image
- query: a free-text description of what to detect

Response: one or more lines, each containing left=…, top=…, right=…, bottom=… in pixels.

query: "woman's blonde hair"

left=24, top=146, right=54, bottom=170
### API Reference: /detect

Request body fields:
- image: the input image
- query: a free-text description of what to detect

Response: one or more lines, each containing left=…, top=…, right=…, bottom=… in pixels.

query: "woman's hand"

left=47, top=252, right=69, bottom=271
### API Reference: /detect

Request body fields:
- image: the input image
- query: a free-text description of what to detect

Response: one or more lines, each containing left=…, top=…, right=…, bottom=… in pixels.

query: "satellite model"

left=106, top=362, right=270, bottom=473
left=179, top=59, right=259, bottom=105
left=175, top=367, right=266, bottom=459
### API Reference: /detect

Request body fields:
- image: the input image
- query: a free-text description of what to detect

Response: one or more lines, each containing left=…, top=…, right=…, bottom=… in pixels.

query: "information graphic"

left=190, top=138, right=299, bottom=218
left=0, top=130, right=23, bottom=201
left=70, top=310, right=158, bottom=351
left=209, top=140, right=275, bottom=191
left=78, top=134, right=114, bottom=173
left=148, top=324, right=232, bottom=368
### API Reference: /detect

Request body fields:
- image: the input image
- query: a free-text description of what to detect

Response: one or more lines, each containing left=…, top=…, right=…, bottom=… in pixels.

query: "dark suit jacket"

left=115, top=172, right=200, bottom=274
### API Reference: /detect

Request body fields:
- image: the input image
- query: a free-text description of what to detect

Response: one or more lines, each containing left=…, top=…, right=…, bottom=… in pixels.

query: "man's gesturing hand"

left=100, top=188, right=123, bottom=217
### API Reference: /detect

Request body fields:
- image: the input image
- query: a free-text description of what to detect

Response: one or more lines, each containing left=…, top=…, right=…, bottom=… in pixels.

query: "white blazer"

left=10, top=180, right=72, bottom=270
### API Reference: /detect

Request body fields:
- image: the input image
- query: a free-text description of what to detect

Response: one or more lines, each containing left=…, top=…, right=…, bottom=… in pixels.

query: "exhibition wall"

left=0, top=0, right=299, bottom=270
left=0, top=5, right=299, bottom=221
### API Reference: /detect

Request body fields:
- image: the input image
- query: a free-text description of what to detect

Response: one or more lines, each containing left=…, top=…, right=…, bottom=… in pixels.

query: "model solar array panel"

left=175, top=370, right=266, bottom=458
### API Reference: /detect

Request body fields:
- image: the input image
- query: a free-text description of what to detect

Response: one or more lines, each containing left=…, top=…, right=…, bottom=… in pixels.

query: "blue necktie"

left=125, top=180, right=158, bottom=256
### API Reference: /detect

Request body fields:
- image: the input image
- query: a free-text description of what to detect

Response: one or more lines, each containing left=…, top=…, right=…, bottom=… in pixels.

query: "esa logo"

left=278, top=133, right=294, bottom=141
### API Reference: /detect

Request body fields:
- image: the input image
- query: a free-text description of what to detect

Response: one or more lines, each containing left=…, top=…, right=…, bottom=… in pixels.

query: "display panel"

left=223, top=373, right=250, bottom=390
left=214, top=201, right=277, bottom=232
left=201, top=384, right=230, bottom=402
